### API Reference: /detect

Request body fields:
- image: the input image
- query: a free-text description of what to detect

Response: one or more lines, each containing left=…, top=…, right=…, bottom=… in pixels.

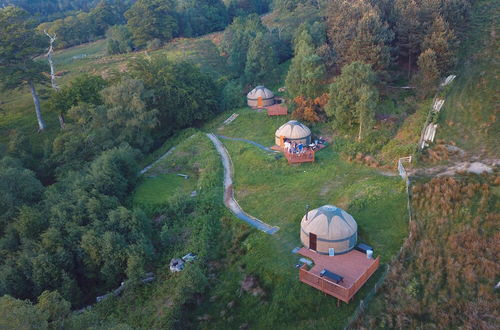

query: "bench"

left=355, top=243, right=373, bottom=254
left=319, top=269, right=343, bottom=284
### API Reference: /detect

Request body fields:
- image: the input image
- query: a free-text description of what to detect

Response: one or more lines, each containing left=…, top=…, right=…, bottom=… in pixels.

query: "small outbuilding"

left=247, top=86, right=275, bottom=108
left=275, top=120, right=311, bottom=146
left=300, top=205, right=357, bottom=255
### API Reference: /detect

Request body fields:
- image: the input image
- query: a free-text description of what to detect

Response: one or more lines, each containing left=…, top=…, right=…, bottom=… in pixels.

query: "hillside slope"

left=437, top=0, right=499, bottom=157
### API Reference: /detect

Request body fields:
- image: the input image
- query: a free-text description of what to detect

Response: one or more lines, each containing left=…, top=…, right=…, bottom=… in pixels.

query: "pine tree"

left=285, top=28, right=326, bottom=99
left=244, top=33, right=277, bottom=86
left=326, top=0, right=393, bottom=71
left=422, top=16, right=457, bottom=74
left=416, top=48, right=440, bottom=98
left=394, top=0, right=424, bottom=79
left=221, top=14, right=266, bottom=75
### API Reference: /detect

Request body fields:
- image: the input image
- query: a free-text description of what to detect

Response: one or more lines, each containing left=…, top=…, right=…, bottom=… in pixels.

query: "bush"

left=221, top=80, right=245, bottom=111
left=146, top=38, right=162, bottom=51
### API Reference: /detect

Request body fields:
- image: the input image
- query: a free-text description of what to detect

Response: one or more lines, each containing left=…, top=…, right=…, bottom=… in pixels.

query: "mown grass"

left=123, top=109, right=409, bottom=329
left=132, top=174, right=196, bottom=208
left=188, top=109, right=408, bottom=329
left=131, top=132, right=212, bottom=209
left=436, top=0, right=499, bottom=157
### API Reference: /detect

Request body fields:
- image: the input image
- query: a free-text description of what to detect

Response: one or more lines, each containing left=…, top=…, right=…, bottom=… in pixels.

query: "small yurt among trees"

left=247, top=85, right=274, bottom=108
left=300, top=205, right=357, bottom=255
left=275, top=120, right=311, bottom=146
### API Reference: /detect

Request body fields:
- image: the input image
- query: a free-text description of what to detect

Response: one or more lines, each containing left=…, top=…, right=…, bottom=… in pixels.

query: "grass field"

left=124, top=108, right=409, bottom=328
left=189, top=109, right=408, bottom=329
left=436, top=0, right=499, bottom=157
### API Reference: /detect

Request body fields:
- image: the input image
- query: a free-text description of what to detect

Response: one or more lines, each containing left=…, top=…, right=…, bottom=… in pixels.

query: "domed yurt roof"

left=247, top=85, right=274, bottom=100
left=300, top=205, right=358, bottom=254
left=275, top=120, right=311, bottom=140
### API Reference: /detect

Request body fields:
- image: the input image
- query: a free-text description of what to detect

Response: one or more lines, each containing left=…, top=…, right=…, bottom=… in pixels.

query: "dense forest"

left=1, top=0, right=497, bottom=328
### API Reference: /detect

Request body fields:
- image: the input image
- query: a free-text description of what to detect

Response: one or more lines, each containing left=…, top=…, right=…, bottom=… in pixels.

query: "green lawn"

left=131, top=132, right=216, bottom=209
left=132, top=174, right=196, bottom=207
left=189, top=109, right=408, bottom=329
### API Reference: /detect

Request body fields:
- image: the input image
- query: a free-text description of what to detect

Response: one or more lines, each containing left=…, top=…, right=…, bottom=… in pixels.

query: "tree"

left=221, top=14, right=266, bottom=76
left=101, top=78, right=159, bottom=151
left=422, top=16, right=457, bottom=74
left=292, top=94, right=328, bottom=123
left=416, top=48, right=440, bottom=98
left=125, top=0, right=178, bottom=49
left=0, top=157, right=44, bottom=232
left=227, top=0, right=270, bottom=20
left=47, top=74, right=107, bottom=125
left=36, top=290, right=71, bottom=325
left=0, top=6, right=49, bottom=131
left=128, top=56, right=220, bottom=140
left=0, top=295, right=48, bottom=330
left=285, top=27, right=325, bottom=99
left=178, top=0, right=228, bottom=37
left=325, top=62, right=378, bottom=141
left=244, top=32, right=277, bottom=85
left=326, top=0, right=393, bottom=71
left=106, top=25, right=134, bottom=55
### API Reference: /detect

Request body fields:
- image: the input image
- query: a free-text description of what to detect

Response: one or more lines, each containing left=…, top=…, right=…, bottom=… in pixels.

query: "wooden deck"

left=284, top=149, right=315, bottom=163
left=298, top=248, right=380, bottom=303
left=266, top=104, right=288, bottom=116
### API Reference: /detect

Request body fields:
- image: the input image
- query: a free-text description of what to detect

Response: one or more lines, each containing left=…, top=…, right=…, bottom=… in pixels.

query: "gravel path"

left=217, top=135, right=279, bottom=153
left=207, top=133, right=279, bottom=234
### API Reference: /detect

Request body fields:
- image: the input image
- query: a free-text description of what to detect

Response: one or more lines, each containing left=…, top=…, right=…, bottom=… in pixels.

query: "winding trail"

left=217, top=135, right=279, bottom=153
left=207, top=133, right=279, bottom=234
left=139, top=146, right=176, bottom=175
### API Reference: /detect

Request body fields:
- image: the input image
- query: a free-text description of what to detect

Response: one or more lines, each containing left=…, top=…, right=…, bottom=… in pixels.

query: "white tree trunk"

left=358, top=117, right=363, bottom=142
left=28, top=80, right=46, bottom=131
left=44, top=31, right=59, bottom=90
left=44, top=30, right=65, bottom=129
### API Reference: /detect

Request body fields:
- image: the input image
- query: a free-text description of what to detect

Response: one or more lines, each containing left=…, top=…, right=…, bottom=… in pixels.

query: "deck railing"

left=284, top=149, right=315, bottom=163
left=299, top=255, right=380, bottom=303
left=299, top=265, right=351, bottom=302
left=347, top=256, right=380, bottom=298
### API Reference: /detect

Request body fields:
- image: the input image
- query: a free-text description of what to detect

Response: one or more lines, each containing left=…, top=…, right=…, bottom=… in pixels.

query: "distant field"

left=0, top=34, right=228, bottom=147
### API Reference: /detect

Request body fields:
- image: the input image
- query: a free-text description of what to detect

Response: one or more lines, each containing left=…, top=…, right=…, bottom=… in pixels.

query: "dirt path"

left=139, top=147, right=177, bottom=175
left=207, top=133, right=279, bottom=234
left=409, top=158, right=499, bottom=178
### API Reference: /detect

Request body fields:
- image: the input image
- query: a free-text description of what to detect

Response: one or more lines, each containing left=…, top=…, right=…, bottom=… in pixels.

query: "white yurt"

left=275, top=120, right=311, bottom=146
left=300, top=205, right=358, bottom=255
left=247, top=85, right=275, bottom=107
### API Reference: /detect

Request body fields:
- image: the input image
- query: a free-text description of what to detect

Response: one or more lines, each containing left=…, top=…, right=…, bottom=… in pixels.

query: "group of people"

left=283, top=138, right=322, bottom=154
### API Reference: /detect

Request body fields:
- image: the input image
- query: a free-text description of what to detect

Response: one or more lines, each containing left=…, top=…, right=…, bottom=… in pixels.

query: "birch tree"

left=0, top=6, right=48, bottom=131
left=325, top=62, right=378, bottom=141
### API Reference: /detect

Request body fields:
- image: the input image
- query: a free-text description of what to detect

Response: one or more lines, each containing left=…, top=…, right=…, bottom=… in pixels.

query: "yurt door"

left=257, top=96, right=263, bottom=107
left=309, top=233, right=317, bottom=251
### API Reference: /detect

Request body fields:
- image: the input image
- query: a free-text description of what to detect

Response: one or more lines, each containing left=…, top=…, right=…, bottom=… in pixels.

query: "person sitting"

left=284, top=141, right=291, bottom=152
